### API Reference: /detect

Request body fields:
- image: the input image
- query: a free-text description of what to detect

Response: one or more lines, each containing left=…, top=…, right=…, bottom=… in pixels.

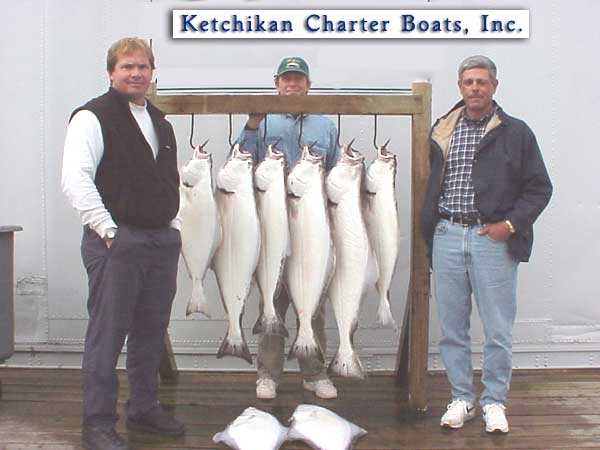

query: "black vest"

left=71, top=88, right=179, bottom=228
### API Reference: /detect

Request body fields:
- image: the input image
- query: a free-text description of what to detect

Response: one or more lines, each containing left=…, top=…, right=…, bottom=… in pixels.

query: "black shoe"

left=82, top=424, right=128, bottom=450
left=126, top=405, right=185, bottom=436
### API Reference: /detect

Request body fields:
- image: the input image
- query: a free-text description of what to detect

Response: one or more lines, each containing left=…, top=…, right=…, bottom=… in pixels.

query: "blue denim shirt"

left=238, top=113, right=339, bottom=172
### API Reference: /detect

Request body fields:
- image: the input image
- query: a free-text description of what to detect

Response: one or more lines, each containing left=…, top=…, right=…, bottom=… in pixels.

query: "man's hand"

left=103, top=228, right=117, bottom=248
left=477, top=221, right=513, bottom=242
left=244, top=113, right=265, bottom=130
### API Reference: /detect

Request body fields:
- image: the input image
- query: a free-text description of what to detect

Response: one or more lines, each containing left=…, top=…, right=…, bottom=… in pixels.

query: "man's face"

left=275, top=72, right=311, bottom=96
left=458, top=67, right=498, bottom=118
left=108, top=49, right=152, bottom=105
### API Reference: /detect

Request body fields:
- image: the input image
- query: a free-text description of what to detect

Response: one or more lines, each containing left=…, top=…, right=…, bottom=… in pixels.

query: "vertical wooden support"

left=149, top=83, right=179, bottom=385
left=396, top=81, right=432, bottom=414
left=0, top=226, right=22, bottom=399
left=159, top=332, right=179, bottom=384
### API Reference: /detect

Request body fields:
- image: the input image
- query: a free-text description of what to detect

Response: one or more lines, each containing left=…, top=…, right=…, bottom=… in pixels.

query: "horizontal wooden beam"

left=147, top=93, right=424, bottom=116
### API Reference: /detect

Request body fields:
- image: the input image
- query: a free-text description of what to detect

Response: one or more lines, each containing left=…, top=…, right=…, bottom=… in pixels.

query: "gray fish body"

left=212, top=144, right=260, bottom=364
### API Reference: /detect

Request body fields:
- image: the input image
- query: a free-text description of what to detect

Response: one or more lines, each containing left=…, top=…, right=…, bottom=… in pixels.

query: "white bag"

left=287, top=404, right=367, bottom=450
left=213, top=407, right=288, bottom=450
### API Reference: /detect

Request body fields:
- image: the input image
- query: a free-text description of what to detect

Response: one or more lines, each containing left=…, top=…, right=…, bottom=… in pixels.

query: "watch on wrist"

left=504, top=220, right=515, bottom=234
left=104, top=228, right=117, bottom=240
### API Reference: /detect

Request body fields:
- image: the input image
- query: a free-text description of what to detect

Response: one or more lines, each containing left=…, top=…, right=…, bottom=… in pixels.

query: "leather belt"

left=439, top=212, right=483, bottom=226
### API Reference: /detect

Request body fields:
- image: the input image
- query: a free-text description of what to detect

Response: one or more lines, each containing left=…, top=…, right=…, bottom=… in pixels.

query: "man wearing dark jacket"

left=421, top=55, right=552, bottom=434
left=62, top=38, right=184, bottom=450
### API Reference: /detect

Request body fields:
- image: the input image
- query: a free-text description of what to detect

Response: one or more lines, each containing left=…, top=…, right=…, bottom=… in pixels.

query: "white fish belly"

left=255, top=181, right=289, bottom=322
left=364, top=186, right=399, bottom=327
left=328, top=196, right=371, bottom=378
left=179, top=185, right=221, bottom=316
left=285, top=188, right=333, bottom=359
left=213, top=189, right=260, bottom=346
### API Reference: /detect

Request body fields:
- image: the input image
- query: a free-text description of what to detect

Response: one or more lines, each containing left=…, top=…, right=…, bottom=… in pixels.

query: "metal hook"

left=263, top=114, right=268, bottom=144
left=373, top=114, right=378, bottom=150
left=373, top=115, right=392, bottom=150
left=189, top=114, right=196, bottom=150
left=228, top=113, right=234, bottom=148
left=297, top=113, right=305, bottom=149
left=336, top=115, right=342, bottom=148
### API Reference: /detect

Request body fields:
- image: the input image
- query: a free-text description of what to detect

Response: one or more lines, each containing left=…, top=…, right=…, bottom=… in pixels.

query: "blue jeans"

left=432, top=219, right=519, bottom=407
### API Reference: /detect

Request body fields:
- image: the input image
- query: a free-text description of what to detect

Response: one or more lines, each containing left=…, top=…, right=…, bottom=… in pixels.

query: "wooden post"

left=395, top=81, right=432, bottom=414
left=159, top=332, right=178, bottom=384
left=0, top=226, right=22, bottom=399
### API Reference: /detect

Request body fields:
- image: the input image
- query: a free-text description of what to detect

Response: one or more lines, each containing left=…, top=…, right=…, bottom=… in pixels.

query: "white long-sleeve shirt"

left=62, top=101, right=180, bottom=238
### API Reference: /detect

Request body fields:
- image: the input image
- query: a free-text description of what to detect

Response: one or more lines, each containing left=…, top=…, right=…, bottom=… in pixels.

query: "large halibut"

left=253, top=144, right=289, bottom=338
left=212, top=144, right=260, bottom=364
left=179, top=145, right=221, bottom=317
left=285, top=146, right=334, bottom=362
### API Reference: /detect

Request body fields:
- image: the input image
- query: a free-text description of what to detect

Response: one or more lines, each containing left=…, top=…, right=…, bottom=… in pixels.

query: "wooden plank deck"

left=0, top=368, right=599, bottom=449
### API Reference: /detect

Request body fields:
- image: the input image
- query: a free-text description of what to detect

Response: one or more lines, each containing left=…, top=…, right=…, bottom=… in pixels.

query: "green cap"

left=275, top=57, right=310, bottom=79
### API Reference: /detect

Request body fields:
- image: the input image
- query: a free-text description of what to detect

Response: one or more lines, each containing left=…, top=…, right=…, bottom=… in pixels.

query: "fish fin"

left=180, top=250, right=193, bottom=279
left=252, top=312, right=289, bottom=337
left=212, top=431, right=225, bottom=444
left=206, top=225, right=223, bottom=279
left=287, top=333, right=323, bottom=362
left=185, top=279, right=211, bottom=318
left=216, top=333, right=253, bottom=365
left=322, top=242, right=337, bottom=292
left=328, top=348, right=365, bottom=379
left=179, top=184, right=193, bottom=202
left=365, top=249, right=379, bottom=290
left=375, top=291, right=397, bottom=331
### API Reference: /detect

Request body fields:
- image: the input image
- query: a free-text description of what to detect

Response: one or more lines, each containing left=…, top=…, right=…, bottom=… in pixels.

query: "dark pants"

left=80, top=224, right=181, bottom=426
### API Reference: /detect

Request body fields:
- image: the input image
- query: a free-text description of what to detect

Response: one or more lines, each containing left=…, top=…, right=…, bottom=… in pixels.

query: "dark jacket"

left=71, top=88, right=179, bottom=228
left=421, top=101, right=553, bottom=262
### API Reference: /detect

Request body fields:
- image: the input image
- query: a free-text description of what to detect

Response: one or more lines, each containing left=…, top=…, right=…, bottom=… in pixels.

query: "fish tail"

left=375, top=293, right=397, bottom=330
left=185, top=281, right=211, bottom=318
left=287, top=332, right=324, bottom=362
left=252, top=313, right=289, bottom=337
left=328, top=347, right=365, bottom=379
left=213, top=431, right=226, bottom=444
left=216, top=332, right=253, bottom=365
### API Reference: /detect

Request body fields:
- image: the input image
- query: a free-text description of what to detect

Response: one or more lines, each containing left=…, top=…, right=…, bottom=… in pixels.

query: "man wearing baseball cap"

left=238, top=56, right=339, bottom=400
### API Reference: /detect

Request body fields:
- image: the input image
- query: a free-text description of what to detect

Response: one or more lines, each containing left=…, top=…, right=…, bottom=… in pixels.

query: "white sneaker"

left=440, top=399, right=476, bottom=429
left=482, top=403, right=509, bottom=434
left=256, top=378, right=277, bottom=400
left=302, top=378, right=338, bottom=399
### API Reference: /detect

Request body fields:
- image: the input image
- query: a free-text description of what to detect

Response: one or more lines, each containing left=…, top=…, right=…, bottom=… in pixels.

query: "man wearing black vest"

left=62, top=38, right=184, bottom=450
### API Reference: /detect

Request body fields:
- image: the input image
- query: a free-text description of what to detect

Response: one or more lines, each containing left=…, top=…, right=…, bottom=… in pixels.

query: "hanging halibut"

left=326, top=145, right=375, bottom=379
left=364, top=145, right=399, bottom=329
left=253, top=144, right=290, bottom=338
left=212, top=144, right=260, bottom=364
left=179, top=146, right=222, bottom=317
left=285, top=146, right=334, bottom=362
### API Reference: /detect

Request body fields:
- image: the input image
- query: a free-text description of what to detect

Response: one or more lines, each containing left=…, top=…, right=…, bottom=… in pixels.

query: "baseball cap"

left=275, top=57, right=310, bottom=79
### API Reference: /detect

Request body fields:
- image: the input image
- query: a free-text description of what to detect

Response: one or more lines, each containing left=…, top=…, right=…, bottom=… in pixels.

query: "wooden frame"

left=149, top=82, right=432, bottom=413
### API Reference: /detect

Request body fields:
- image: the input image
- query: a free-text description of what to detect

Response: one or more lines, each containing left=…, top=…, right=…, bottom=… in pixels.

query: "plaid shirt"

left=438, top=108, right=494, bottom=217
